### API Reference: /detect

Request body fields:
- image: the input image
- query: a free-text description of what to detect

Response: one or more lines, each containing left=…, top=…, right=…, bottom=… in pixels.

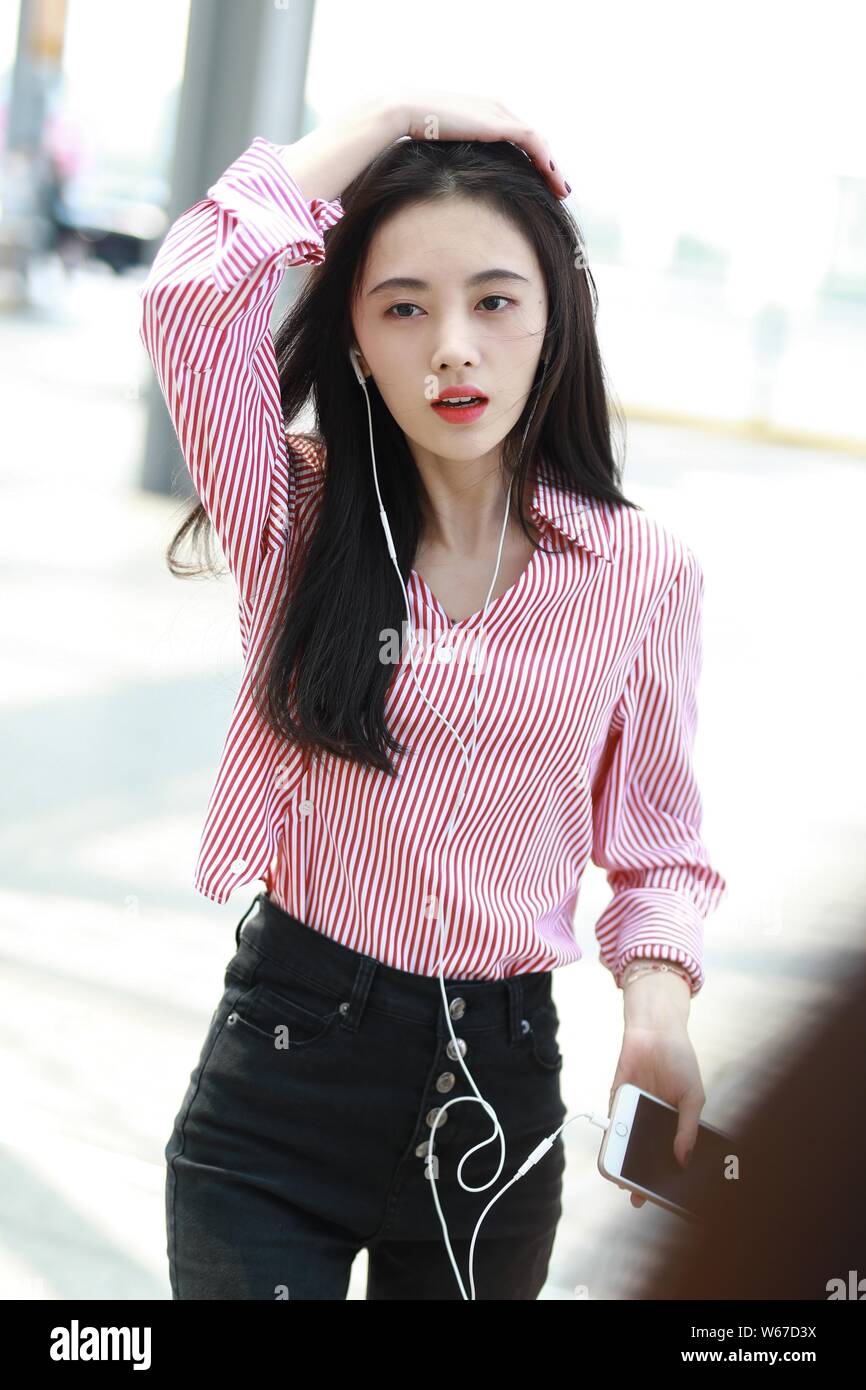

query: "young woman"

left=139, top=91, right=727, bottom=1300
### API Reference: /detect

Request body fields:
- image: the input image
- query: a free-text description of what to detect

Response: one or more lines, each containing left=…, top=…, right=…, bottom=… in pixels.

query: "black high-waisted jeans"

left=164, top=892, right=567, bottom=1300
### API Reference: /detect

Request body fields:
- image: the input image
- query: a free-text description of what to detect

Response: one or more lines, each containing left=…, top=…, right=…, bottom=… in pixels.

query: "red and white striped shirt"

left=138, top=135, right=727, bottom=991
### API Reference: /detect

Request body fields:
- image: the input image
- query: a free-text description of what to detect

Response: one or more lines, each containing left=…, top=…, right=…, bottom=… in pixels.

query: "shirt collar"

left=529, top=469, right=614, bottom=563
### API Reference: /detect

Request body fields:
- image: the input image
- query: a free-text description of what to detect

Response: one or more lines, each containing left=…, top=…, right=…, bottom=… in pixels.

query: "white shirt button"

left=298, top=799, right=314, bottom=816
left=437, top=646, right=454, bottom=664
left=230, top=857, right=247, bottom=873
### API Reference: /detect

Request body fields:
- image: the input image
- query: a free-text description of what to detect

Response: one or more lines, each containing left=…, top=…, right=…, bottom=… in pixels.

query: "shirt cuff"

left=204, top=135, right=344, bottom=294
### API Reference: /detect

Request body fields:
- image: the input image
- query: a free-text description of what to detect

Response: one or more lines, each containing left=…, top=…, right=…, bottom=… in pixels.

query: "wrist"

left=383, top=98, right=410, bottom=139
left=622, top=968, right=692, bottom=1028
left=353, top=98, right=407, bottom=144
left=283, top=101, right=404, bottom=206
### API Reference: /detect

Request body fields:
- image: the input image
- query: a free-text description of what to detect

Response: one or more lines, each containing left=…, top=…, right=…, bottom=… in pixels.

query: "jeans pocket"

left=165, top=981, right=251, bottom=1147
left=225, top=973, right=345, bottom=1051
left=524, top=1001, right=563, bottom=1072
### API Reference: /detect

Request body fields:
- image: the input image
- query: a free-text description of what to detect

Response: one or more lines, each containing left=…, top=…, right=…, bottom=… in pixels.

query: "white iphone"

left=598, top=1083, right=740, bottom=1222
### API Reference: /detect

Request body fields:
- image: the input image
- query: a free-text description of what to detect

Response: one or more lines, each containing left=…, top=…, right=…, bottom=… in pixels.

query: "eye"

left=384, top=303, right=423, bottom=318
left=384, top=295, right=515, bottom=319
left=477, top=295, right=513, bottom=312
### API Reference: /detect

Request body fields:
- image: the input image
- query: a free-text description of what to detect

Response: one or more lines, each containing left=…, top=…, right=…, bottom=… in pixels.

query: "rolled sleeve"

left=204, top=136, right=344, bottom=295
left=591, top=548, right=728, bottom=996
left=137, top=136, right=343, bottom=609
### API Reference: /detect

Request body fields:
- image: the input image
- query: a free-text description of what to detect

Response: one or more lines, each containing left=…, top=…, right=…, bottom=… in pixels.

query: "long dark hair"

left=166, top=136, right=639, bottom=777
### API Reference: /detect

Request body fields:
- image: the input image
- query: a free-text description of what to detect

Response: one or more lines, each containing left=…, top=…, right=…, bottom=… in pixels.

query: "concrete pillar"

left=140, top=0, right=316, bottom=498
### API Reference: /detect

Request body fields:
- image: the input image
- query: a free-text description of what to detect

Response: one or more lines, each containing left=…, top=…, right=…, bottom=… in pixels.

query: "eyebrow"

left=366, top=269, right=530, bottom=297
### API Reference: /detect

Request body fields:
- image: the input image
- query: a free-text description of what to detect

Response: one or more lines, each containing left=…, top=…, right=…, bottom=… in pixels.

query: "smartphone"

left=598, top=1083, right=741, bottom=1223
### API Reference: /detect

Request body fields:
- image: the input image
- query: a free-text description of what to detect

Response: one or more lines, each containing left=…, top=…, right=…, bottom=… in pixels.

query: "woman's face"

left=351, top=196, right=548, bottom=466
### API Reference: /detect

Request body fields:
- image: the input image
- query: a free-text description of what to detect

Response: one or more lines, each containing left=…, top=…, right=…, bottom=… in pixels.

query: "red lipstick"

left=431, top=385, right=489, bottom=425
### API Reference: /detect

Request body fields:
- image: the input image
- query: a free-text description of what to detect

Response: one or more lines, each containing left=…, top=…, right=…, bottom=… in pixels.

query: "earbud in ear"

left=349, top=346, right=366, bottom=386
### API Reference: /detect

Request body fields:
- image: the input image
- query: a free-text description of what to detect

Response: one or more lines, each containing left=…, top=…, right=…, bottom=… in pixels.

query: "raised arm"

left=137, top=101, right=406, bottom=608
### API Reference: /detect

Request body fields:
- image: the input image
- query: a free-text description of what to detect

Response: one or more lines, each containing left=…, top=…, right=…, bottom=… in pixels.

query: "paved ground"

left=1, top=253, right=864, bottom=1300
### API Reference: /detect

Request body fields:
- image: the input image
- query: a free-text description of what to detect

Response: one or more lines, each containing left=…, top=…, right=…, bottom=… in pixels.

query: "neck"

left=414, top=457, right=540, bottom=558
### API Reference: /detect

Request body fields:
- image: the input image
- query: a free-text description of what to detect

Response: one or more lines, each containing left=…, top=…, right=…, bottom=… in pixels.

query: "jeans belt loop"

left=339, top=955, right=377, bottom=1033
left=234, top=892, right=262, bottom=948
left=507, top=975, right=524, bottom=1046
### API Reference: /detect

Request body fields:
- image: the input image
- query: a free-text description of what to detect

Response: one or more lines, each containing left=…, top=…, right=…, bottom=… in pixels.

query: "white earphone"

left=347, top=344, right=562, bottom=1299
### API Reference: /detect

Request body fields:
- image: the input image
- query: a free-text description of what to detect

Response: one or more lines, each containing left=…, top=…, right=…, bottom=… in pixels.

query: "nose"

left=428, top=309, right=484, bottom=376
left=432, top=343, right=481, bottom=375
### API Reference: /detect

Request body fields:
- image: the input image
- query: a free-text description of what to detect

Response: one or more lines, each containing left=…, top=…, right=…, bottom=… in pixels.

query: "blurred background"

left=1, top=0, right=864, bottom=1301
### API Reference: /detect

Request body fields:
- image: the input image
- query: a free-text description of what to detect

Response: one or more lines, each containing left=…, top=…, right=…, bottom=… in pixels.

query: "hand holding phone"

left=598, top=1083, right=740, bottom=1223
left=607, top=1004, right=704, bottom=1207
